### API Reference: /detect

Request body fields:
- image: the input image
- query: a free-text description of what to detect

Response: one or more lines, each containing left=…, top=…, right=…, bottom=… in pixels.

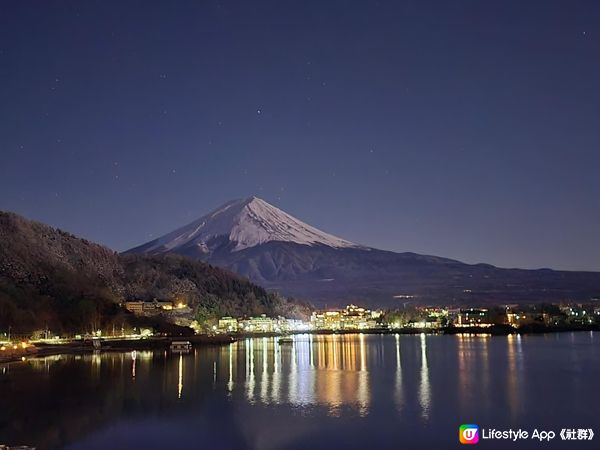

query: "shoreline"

left=2, top=325, right=598, bottom=365
left=0, top=335, right=236, bottom=364
left=235, top=323, right=600, bottom=338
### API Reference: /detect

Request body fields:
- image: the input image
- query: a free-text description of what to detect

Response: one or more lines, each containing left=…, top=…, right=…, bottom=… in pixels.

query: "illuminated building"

left=406, top=307, right=448, bottom=329
left=506, top=312, right=538, bottom=327
left=273, top=317, right=310, bottom=332
left=455, top=308, right=493, bottom=327
left=239, top=315, right=276, bottom=332
left=217, top=316, right=311, bottom=333
left=311, top=311, right=342, bottom=330
left=123, top=301, right=145, bottom=314
left=408, top=319, right=442, bottom=329
left=560, top=305, right=594, bottom=325
left=123, top=300, right=175, bottom=315
left=311, top=304, right=381, bottom=330
left=218, top=317, right=239, bottom=332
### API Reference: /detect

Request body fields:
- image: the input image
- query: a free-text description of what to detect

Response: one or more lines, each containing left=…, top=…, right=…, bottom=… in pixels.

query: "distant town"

left=118, top=299, right=600, bottom=334
left=2, top=301, right=600, bottom=351
left=208, top=302, right=600, bottom=335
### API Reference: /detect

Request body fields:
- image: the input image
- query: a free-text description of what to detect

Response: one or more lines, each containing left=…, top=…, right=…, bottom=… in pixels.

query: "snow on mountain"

left=140, top=196, right=360, bottom=254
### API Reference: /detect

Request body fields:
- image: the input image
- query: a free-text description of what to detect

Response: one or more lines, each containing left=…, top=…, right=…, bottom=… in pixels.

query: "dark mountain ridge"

left=0, top=211, right=307, bottom=334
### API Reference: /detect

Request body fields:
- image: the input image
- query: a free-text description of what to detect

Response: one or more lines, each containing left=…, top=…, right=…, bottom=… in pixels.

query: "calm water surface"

left=1, top=333, right=598, bottom=450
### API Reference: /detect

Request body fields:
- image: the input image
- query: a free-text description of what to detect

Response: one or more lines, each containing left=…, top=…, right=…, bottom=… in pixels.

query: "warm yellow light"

left=21, top=342, right=28, bottom=349
left=13, top=345, right=17, bottom=350
left=0, top=346, right=5, bottom=351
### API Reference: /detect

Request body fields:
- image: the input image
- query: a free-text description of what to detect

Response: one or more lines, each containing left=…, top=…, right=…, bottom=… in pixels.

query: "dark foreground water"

left=1, top=333, right=599, bottom=450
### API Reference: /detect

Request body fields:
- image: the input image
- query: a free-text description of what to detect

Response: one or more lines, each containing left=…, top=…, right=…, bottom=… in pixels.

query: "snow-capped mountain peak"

left=135, top=196, right=359, bottom=255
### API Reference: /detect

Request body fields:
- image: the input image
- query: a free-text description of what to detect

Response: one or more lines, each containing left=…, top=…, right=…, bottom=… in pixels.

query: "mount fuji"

left=127, top=197, right=600, bottom=307
left=130, top=196, right=361, bottom=256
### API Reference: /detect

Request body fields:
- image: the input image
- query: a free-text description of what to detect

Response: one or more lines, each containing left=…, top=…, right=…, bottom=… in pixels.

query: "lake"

left=1, top=333, right=598, bottom=449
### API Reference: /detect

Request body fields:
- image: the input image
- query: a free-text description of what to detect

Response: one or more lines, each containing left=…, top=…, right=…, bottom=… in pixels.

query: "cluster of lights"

left=0, top=342, right=29, bottom=351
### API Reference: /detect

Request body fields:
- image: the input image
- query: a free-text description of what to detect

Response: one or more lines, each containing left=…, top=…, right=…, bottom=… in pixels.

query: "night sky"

left=1, top=1, right=599, bottom=271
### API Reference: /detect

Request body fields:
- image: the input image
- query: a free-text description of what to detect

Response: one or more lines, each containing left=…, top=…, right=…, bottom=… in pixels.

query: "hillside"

left=0, top=211, right=307, bottom=335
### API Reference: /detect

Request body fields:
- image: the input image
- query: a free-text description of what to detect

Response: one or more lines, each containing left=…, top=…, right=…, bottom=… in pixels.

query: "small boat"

left=278, top=336, right=294, bottom=345
left=170, top=340, right=192, bottom=352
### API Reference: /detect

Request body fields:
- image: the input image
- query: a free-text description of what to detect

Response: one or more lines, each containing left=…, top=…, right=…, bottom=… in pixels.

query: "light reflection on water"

left=394, top=334, right=403, bottom=413
left=418, top=333, right=430, bottom=420
left=506, top=334, right=522, bottom=419
left=1, top=333, right=599, bottom=450
left=233, top=334, right=372, bottom=416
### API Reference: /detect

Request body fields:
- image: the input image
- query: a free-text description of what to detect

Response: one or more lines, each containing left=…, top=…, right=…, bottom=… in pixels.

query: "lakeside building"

left=311, top=311, right=343, bottom=330
left=218, top=317, right=239, bottom=333
left=282, top=318, right=308, bottom=331
left=311, top=304, right=381, bottom=330
left=560, top=305, right=595, bottom=325
left=506, top=312, right=539, bottom=327
left=404, top=307, right=448, bottom=329
left=447, top=308, right=461, bottom=324
left=455, top=308, right=493, bottom=327
left=505, top=309, right=564, bottom=327
left=408, top=319, right=443, bottom=329
left=239, top=315, right=274, bottom=332
left=220, top=315, right=311, bottom=333
left=542, top=312, right=567, bottom=327
left=384, top=307, right=448, bottom=330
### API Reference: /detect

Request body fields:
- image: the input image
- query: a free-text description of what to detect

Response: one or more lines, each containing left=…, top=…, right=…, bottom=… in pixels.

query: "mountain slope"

left=128, top=198, right=600, bottom=307
left=128, top=196, right=360, bottom=257
left=0, top=211, right=307, bottom=334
